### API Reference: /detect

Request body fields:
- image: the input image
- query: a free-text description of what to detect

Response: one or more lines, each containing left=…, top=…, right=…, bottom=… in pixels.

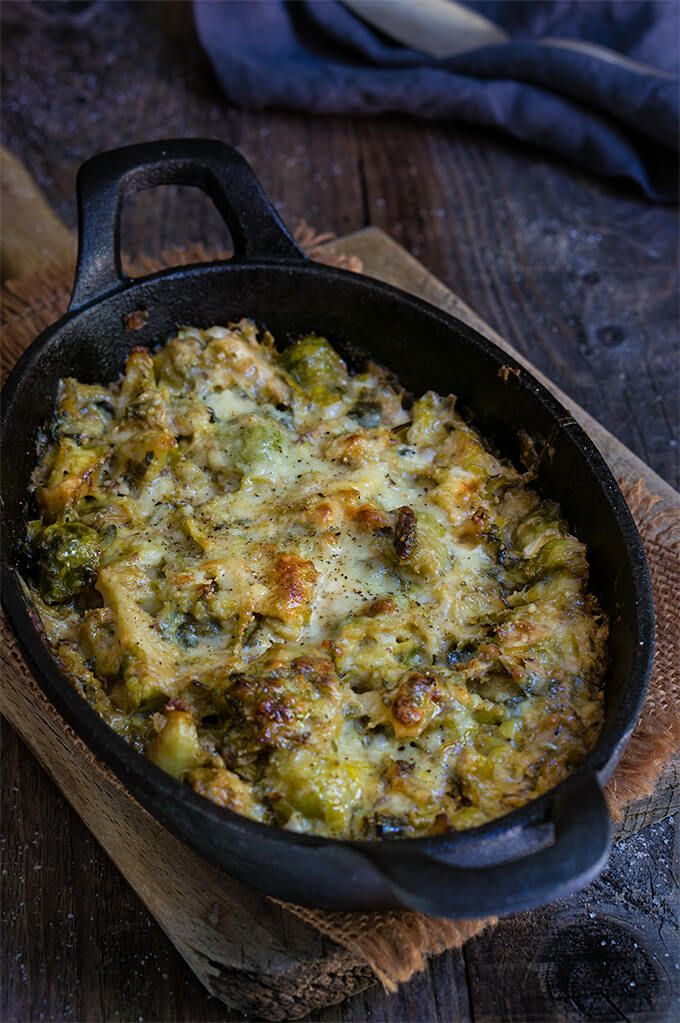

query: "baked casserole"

left=27, top=321, right=607, bottom=839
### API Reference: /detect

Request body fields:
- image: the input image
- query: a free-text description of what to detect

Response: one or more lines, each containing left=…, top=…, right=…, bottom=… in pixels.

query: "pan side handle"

left=69, top=138, right=305, bottom=311
left=361, top=772, right=611, bottom=918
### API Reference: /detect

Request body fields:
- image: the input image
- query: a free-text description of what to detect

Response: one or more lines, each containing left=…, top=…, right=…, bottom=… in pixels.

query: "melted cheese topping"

left=29, top=321, right=607, bottom=839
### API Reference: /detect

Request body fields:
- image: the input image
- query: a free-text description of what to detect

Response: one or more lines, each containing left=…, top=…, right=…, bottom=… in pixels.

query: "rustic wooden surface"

left=2, top=2, right=679, bottom=1021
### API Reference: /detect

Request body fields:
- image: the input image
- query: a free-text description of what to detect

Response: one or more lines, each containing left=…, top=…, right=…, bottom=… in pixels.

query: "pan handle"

left=363, top=772, right=610, bottom=918
left=69, top=138, right=305, bottom=311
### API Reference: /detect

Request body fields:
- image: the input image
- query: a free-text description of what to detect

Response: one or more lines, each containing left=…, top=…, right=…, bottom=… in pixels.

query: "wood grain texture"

left=0, top=145, right=75, bottom=280
left=1, top=1, right=678, bottom=1021
left=462, top=818, right=679, bottom=1023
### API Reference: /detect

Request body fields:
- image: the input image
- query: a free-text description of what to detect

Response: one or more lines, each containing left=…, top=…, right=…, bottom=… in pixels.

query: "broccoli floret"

left=34, top=521, right=101, bottom=604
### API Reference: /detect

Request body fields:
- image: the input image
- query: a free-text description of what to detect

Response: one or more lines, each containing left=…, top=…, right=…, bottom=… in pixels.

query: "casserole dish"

left=0, top=139, right=654, bottom=917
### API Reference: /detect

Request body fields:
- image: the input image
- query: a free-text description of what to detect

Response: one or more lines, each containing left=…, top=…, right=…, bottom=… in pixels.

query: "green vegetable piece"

left=531, top=536, right=587, bottom=580
left=146, top=703, right=201, bottom=778
left=268, top=747, right=366, bottom=834
left=281, top=334, right=348, bottom=402
left=34, top=521, right=101, bottom=604
left=218, top=414, right=288, bottom=478
left=472, top=706, right=504, bottom=726
left=240, top=416, right=286, bottom=471
left=348, top=400, right=382, bottom=428
left=408, top=510, right=449, bottom=576
left=513, top=503, right=561, bottom=555
left=446, top=642, right=478, bottom=668
left=498, top=718, right=521, bottom=740
left=408, top=392, right=453, bottom=445
left=166, top=613, right=223, bottom=649
left=56, top=378, right=114, bottom=440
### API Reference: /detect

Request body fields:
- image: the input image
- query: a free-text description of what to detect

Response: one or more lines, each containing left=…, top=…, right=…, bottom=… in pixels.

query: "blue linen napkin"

left=193, top=0, right=678, bottom=203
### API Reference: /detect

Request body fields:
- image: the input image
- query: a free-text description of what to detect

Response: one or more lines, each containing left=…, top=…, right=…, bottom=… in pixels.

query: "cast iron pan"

left=1, top=139, right=655, bottom=917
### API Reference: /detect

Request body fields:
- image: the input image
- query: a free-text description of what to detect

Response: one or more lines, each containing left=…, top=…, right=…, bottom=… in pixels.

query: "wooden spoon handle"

left=1, top=146, right=75, bottom=282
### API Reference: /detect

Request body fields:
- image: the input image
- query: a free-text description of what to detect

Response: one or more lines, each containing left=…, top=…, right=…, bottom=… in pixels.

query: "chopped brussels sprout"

left=530, top=536, right=587, bottom=581
left=408, top=392, right=454, bottom=445
left=34, top=521, right=101, bottom=604
left=146, top=702, right=201, bottom=778
left=267, top=747, right=368, bottom=834
left=216, top=413, right=288, bottom=479
left=408, top=511, right=450, bottom=576
left=56, top=378, right=115, bottom=440
left=348, top=400, right=382, bottom=428
left=188, top=766, right=264, bottom=818
left=446, top=642, right=478, bottom=668
left=38, top=439, right=107, bottom=518
left=513, top=503, right=562, bottom=555
left=281, top=334, right=348, bottom=402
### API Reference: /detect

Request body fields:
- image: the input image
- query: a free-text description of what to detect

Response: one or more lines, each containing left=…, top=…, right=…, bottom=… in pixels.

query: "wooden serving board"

left=1, top=150, right=678, bottom=1019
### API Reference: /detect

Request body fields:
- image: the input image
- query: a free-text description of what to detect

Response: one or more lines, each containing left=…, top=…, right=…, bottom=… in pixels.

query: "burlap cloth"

left=2, top=232, right=679, bottom=992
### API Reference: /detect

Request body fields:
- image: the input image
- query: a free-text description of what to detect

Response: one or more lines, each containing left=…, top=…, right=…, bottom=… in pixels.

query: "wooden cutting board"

left=1, top=148, right=678, bottom=1020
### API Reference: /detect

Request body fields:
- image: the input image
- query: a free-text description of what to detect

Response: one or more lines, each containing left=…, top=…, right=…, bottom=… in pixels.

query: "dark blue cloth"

left=193, top=1, right=679, bottom=202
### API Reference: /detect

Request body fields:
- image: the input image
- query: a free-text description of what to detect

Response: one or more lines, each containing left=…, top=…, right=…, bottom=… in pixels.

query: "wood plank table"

left=2, top=3, right=678, bottom=1021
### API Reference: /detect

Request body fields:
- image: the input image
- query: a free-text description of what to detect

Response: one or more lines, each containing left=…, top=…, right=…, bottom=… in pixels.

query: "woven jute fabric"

left=2, top=238, right=678, bottom=992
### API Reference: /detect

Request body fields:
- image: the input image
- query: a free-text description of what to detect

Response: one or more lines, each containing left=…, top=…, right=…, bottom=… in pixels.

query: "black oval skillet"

left=0, top=140, right=654, bottom=918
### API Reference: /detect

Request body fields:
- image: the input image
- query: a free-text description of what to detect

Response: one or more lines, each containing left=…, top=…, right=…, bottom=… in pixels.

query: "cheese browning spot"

left=393, top=505, right=418, bottom=560
left=267, top=553, right=318, bottom=623
left=28, top=320, right=607, bottom=839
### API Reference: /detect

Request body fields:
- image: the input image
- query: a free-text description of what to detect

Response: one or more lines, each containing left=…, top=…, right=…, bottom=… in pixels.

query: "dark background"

left=1, top=2, right=678, bottom=1021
